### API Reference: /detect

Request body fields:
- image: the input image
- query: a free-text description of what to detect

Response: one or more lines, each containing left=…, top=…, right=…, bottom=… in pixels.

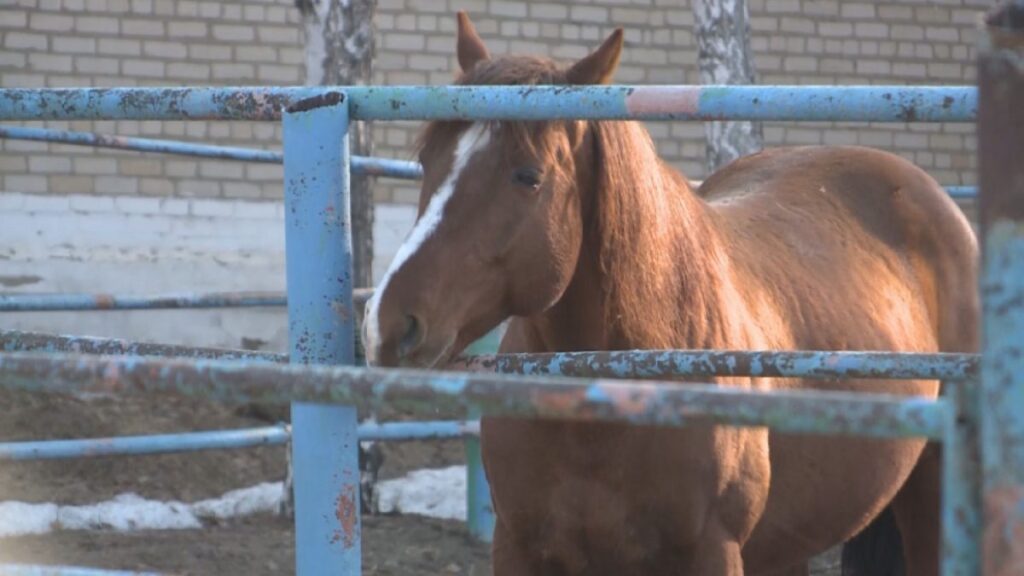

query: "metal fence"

left=0, top=111, right=502, bottom=545
left=0, top=20, right=1022, bottom=576
left=0, top=123, right=976, bottom=200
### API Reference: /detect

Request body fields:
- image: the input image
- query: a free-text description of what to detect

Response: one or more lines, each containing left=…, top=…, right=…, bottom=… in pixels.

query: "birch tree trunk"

left=692, top=0, right=763, bottom=174
left=298, top=0, right=376, bottom=290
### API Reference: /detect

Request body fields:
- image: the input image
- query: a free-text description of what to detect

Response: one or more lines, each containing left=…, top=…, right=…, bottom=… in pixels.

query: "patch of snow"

left=0, top=483, right=281, bottom=537
left=192, top=482, right=283, bottom=521
left=0, top=501, right=58, bottom=536
left=0, top=467, right=467, bottom=537
left=58, top=493, right=201, bottom=532
left=376, top=465, right=466, bottom=521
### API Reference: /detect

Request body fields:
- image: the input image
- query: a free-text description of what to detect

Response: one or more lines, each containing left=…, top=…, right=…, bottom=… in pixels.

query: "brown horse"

left=363, top=12, right=979, bottom=576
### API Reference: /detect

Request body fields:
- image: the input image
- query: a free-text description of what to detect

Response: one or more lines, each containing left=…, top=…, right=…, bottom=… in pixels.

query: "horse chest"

left=485, top=421, right=715, bottom=568
left=534, top=479, right=672, bottom=569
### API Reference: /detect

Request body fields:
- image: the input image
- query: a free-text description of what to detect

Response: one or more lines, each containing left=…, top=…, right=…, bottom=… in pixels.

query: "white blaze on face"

left=363, top=123, right=492, bottom=365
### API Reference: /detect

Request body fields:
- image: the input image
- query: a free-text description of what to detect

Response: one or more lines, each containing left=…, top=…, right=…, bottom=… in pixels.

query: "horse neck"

left=530, top=121, right=740, bottom=353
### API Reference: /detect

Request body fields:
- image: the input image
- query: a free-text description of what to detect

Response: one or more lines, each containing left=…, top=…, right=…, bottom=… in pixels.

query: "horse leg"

left=890, top=442, right=941, bottom=576
left=755, top=563, right=809, bottom=576
left=780, top=564, right=809, bottom=576
left=491, top=521, right=546, bottom=576
left=686, top=517, right=745, bottom=576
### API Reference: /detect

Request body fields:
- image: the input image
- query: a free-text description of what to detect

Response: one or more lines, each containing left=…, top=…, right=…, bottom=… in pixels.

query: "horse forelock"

left=414, top=55, right=578, bottom=183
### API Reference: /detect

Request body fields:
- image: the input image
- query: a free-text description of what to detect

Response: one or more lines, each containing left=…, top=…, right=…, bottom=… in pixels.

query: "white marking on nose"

left=363, top=123, right=492, bottom=365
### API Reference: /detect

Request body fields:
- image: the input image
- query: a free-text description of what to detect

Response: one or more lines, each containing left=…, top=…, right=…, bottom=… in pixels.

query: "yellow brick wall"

left=0, top=0, right=993, bottom=206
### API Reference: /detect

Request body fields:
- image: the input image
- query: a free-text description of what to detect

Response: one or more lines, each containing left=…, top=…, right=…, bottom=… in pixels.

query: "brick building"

left=0, top=0, right=991, bottom=207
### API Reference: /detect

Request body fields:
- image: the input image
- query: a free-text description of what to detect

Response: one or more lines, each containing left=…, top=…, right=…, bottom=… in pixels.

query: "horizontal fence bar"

left=947, top=186, right=978, bottom=199
left=0, top=565, right=171, bottom=576
left=0, top=86, right=976, bottom=122
left=4, top=330, right=978, bottom=382
left=0, top=425, right=289, bottom=460
left=0, top=124, right=281, bottom=161
left=350, top=154, right=423, bottom=180
left=0, top=289, right=372, bottom=312
left=0, top=420, right=479, bottom=461
left=0, top=124, right=979, bottom=201
left=0, top=329, right=287, bottom=363
left=0, top=125, right=423, bottom=180
left=356, top=420, right=479, bottom=441
left=450, top=349, right=979, bottom=381
left=0, top=352, right=946, bottom=440
left=0, top=326, right=365, bottom=370
left=0, top=291, right=285, bottom=311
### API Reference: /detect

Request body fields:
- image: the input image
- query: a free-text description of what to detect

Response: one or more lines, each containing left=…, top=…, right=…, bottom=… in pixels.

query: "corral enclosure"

left=0, top=1, right=1012, bottom=575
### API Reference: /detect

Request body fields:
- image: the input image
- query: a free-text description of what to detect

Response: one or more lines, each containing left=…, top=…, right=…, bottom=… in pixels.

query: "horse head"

left=363, top=12, right=625, bottom=368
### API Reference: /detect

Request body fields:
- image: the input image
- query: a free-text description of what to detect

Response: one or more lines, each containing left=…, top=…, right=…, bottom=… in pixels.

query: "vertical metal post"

left=942, top=380, right=981, bottom=575
left=283, top=92, right=361, bottom=575
left=465, top=411, right=495, bottom=542
left=463, top=326, right=502, bottom=542
left=977, top=4, right=1024, bottom=574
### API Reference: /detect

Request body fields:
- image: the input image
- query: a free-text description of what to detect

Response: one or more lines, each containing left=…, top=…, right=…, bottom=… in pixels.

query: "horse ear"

left=456, top=11, right=490, bottom=73
left=566, top=28, right=624, bottom=85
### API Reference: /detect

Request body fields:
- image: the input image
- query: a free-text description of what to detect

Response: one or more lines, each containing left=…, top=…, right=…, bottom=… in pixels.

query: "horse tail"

left=840, top=507, right=906, bottom=576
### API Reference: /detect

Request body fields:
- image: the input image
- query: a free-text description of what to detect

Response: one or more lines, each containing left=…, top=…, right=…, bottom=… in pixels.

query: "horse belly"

left=741, top=393, right=932, bottom=573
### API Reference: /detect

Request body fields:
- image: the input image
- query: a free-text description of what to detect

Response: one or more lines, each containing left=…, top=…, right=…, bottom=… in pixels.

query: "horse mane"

left=587, top=120, right=719, bottom=348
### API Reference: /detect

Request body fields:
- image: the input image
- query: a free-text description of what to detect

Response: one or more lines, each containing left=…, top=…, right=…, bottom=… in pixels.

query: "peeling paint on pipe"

left=450, top=349, right=978, bottom=381
left=977, top=4, right=1024, bottom=573
left=0, top=290, right=372, bottom=313
left=0, top=330, right=287, bottom=363
left=0, top=125, right=423, bottom=180
left=0, top=351, right=946, bottom=440
left=3, top=330, right=977, bottom=382
left=0, top=86, right=976, bottom=122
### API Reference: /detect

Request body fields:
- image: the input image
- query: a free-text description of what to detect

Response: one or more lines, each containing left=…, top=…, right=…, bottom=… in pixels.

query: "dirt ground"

left=0, top=388, right=841, bottom=575
left=0, top=388, right=489, bottom=575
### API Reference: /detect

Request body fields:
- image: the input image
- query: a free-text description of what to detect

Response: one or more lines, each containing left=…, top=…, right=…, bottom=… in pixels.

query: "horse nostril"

left=398, top=314, right=425, bottom=358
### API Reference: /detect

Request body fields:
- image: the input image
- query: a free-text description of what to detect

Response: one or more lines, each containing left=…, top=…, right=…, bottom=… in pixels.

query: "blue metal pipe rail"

left=0, top=329, right=288, bottom=363
left=946, top=186, right=977, bottom=199
left=0, top=85, right=976, bottom=122
left=0, top=346, right=980, bottom=570
left=0, top=351, right=949, bottom=441
left=0, top=124, right=974, bottom=198
left=0, top=565, right=172, bottom=576
left=0, top=421, right=479, bottom=461
left=0, top=125, right=423, bottom=180
left=280, top=94, right=362, bottom=571
left=976, top=5, right=1024, bottom=570
left=2, top=328, right=976, bottom=382
left=0, top=426, right=290, bottom=460
left=0, top=290, right=372, bottom=313
left=454, top=349, right=978, bottom=381
left=0, top=291, right=287, bottom=312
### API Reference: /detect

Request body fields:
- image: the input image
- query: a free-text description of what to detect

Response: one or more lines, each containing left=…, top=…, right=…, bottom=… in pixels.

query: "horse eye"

left=512, top=168, right=542, bottom=190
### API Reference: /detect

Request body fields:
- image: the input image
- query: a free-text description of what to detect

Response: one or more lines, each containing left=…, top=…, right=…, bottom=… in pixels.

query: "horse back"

left=698, top=145, right=979, bottom=355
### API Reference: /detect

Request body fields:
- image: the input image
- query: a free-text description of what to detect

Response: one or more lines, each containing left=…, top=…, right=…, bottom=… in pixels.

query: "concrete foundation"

left=0, top=192, right=417, bottom=352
